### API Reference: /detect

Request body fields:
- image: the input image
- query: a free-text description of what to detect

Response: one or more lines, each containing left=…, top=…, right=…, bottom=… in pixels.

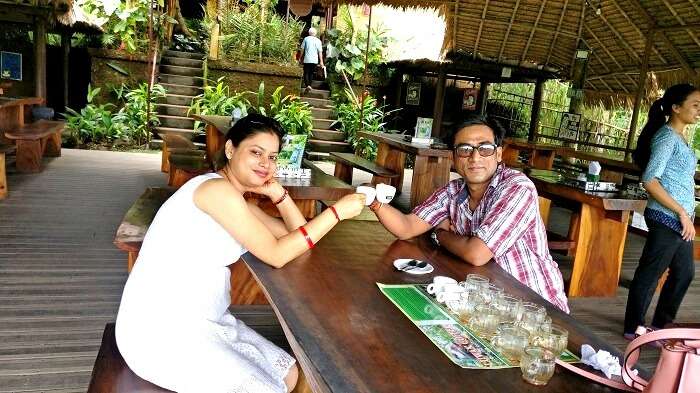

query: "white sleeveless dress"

left=115, top=173, right=295, bottom=393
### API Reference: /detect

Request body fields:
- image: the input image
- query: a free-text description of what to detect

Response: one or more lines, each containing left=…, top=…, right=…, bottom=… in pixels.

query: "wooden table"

left=502, top=138, right=559, bottom=170
left=527, top=170, right=646, bottom=297
left=241, top=220, right=630, bottom=392
left=556, top=149, right=641, bottom=183
left=0, top=97, right=44, bottom=145
left=358, top=131, right=452, bottom=208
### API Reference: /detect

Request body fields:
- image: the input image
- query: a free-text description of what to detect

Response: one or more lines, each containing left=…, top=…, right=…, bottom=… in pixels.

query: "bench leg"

left=168, top=165, right=197, bottom=188
left=127, top=251, right=139, bottom=273
left=43, top=132, right=62, bottom=157
left=161, top=141, right=170, bottom=173
left=0, top=153, right=6, bottom=199
left=15, top=139, right=43, bottom=173
left=333, top=162, right=353, bottom=184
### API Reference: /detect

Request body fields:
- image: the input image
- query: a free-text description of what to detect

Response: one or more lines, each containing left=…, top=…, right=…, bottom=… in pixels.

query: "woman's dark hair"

left=632, top=83, right=698, bottom=170
left=225, top=113, right=285, bottom=149
left=447, top=114, right=507, bottom=148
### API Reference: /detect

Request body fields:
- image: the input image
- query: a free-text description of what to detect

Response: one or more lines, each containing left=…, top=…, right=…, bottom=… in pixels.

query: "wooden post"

left=476, top=81, right=489, bottom=115
left=625, top=30, right=654, bottom=161
left=358, top=5, right=373, bottom=134
left=528, top=79, right=544, bottom=142
left=431, top=65, right=446, bottom=138
left=34, top=19, right=47, bottom=100
left=566, top=42, right=589, bottom=150
left=61, top=31, right=70, bottom=112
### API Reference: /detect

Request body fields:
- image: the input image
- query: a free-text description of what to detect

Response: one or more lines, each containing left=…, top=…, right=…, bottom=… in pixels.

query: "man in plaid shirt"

left=368, top=115, right=569, bottom=312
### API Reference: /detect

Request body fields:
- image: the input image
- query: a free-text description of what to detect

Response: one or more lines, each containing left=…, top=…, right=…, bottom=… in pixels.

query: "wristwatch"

left=430, top=230, right=441, bottom=247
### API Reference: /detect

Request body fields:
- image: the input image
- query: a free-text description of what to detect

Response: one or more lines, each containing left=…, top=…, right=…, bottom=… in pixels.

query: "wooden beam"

left=459, top=14, right=579, bottom=41
left=657, top=0, right=700, bottom=48
left=596, top=12, right=642, bottom=64
left=544, top=0, right=569, bottom=67
left=473, top=0, right=489, bottom=59
left=588, top=65, right=684, bottom=79
left=528, top=79, right=544, bottom=142
left=626, top=30, right=654, bottom=160
left=452, top=0, right=458, bottom=53
left=570, top=2, right=586, bottom=77
left=585, top=25, right=624, bottom=70
left=497, top=0, right=522, bottom=62
left=624, top=0, right=697, bottom=77
left=61, top=31, right=70, bottom=112
left=654, top=22, right=700, bottom=33
left=520, top=0, right=547, bottom=64
left=432, top=65, right=446, bottom=138
left=34, top=18, right=47, bottom=100
left=476, top=81, right=489, bottom=115
left=612, top=76, right=631, bottom=94
left=609, top=0, right=667, bottom=65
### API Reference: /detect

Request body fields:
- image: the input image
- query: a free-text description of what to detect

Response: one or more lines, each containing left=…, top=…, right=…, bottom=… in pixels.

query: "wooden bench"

left=0, top=144, right=16, bottom=199
left=329, top=152, right=398, bottom=185
left=167, top=148, right=211, bottom=188
left=4, top=120, right=64, bottom=173
left=158, top=132, right=204, bottom=173
left=88, top=306, right=292, bottom=393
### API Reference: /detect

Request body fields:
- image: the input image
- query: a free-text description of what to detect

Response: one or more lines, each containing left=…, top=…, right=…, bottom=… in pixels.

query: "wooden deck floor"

left=0, top=153, right=697, bottom=392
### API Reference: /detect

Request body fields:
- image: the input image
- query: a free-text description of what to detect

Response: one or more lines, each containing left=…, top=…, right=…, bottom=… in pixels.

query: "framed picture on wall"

left=406, top=82, right=421, bottom=105
left=1, top=51, right=22, bottom=81
left=462, top=88, right=478, bottom=111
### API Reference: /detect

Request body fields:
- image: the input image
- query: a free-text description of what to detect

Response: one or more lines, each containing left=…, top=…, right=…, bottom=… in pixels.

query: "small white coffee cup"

left=375, top=183, right=396, bottom=203
left=426, top=276, right=458, bottom=295
left=356, top=186, right=376, bottom=206
left=437, top=289, right=464, bottom=303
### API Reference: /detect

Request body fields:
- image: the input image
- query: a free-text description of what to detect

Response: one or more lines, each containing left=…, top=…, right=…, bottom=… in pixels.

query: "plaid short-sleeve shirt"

left=413, top=165, right=569, bottom=313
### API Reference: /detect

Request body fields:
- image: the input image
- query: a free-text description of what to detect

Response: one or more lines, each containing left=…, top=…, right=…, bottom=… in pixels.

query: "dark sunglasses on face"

left=454, top=142, right=498, bottom=158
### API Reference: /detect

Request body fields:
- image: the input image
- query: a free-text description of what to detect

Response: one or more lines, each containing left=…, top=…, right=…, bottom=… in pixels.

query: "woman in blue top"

left=624, top=84, right=700, bottom=337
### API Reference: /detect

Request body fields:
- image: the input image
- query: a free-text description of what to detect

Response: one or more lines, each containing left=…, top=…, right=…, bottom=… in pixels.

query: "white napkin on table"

left=580, top=344, right=622, bottom=379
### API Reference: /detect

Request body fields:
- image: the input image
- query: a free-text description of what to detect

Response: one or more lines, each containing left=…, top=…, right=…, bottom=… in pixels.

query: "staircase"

left=301, top=81, right=352, bottom=159
left=154, top=49, right=205, bottom=147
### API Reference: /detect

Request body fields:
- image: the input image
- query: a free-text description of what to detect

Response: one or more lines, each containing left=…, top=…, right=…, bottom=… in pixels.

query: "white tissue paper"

left=588, top=161, right=602, bottom=176
left=580, top=344, right=622, bottom=379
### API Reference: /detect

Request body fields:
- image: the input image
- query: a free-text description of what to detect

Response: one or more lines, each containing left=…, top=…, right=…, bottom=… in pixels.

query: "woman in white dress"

left=115, top=114, right=365, bottom=392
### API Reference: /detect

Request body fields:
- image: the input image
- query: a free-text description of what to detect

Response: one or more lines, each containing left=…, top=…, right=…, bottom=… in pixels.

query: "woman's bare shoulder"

left=193, top=177, right=245, bottom=212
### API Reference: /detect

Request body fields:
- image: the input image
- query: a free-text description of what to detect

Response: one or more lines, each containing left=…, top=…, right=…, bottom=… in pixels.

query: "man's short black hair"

left=447, top=115, right=507, bottom=148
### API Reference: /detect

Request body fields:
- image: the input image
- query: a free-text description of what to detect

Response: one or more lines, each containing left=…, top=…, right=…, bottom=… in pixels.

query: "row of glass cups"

left=434, top=273, right=567, bottom=386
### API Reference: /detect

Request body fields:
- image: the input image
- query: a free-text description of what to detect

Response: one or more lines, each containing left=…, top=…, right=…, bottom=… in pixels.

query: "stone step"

left=161, top=83, right=203, bottom=96
left=310, top=80, right=328, bottom=90
left=164, top=93, right=196, bottom=106
left=159, top=73, right=204, bottom=86
left=153, top=126, right=197, bottom=139
left=163, top=49, right=205, bottom=59
left=312, top=129, right=345, bottom=142
left=156, top=103, right=190, bottom=117
left=158, top=114, right=195, bottom=129
left=300, top=96, right=332, bottom=108
left=307, top=139, right=352, bottom=153
left=313, top=118, right=335, bottom=130
left=301, top=88, right=330, bottom=99
left=160, top=64, right=203, bottom=77
left=162, top=56, right=203, bottom=68
left=311, top=107, right=333, bottom=119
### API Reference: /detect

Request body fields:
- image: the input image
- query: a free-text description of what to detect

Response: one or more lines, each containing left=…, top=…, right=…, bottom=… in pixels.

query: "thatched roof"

left=51, top=0, right=103, bottom=34
left=322, top=0, right=700, bottom=103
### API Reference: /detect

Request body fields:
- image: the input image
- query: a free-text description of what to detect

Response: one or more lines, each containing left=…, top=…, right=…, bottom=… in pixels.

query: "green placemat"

left=378, top=283, right=580, bottom=369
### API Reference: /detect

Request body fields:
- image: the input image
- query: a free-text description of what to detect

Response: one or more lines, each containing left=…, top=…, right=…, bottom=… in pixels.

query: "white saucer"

left=393, top=259, right=434, bottom=275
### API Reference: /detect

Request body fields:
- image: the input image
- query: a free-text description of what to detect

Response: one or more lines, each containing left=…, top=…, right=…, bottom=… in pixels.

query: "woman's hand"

left=332, top=194, right=366, bottom=220
left=250, top=178, right=286, bottom=202
left=679, top=212, right=695, bottom=241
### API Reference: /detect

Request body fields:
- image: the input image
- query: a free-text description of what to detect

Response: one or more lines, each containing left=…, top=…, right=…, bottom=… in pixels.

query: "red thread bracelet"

left=272, top=189, right=288, bottom=205
left=329, top=205, right=340, bottom=221
left=298, top=226, right=314, bottom=249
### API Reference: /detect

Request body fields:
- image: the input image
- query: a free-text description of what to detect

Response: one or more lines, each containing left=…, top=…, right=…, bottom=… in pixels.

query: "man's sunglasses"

left=453, top=143, right=498, bottom=158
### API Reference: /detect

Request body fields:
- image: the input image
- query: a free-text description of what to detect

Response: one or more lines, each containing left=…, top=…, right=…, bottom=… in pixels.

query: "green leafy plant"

left=333, top=88, right=397, bottom=159
left=217, top=2, right=304, bottom=65
left=62, top=84, right=125, bottom=145
left=188, top=77, right=251, bottom=131
left=114, top=83, right=166, bottom=146
left=326, top=6, right=389, bottom=81
left=251, top=82, right=313, bottom=136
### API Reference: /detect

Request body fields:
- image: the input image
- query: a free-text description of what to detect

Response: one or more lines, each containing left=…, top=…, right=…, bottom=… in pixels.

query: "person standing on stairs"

left=299, top=27, right=324, bottom=92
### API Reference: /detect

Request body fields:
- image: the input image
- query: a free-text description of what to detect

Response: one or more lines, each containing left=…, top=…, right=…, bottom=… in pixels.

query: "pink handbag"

left=556, top=327, right=700, bottom=392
